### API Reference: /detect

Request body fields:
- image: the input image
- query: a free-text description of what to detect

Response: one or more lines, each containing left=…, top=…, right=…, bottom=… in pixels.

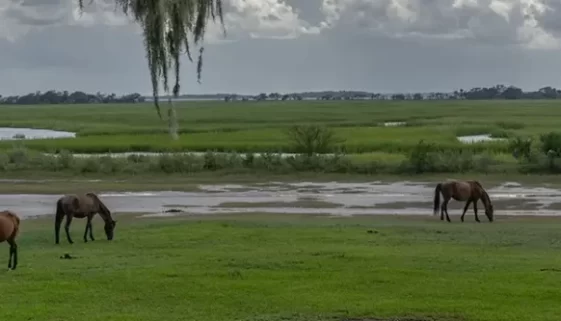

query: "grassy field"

left=3, top=213, right=561, bottom=321
left=0, top=99, right=553, bottom=155
left=1, top=100, right=559, bottom=321
left=1, top=99, right=561, bottom=175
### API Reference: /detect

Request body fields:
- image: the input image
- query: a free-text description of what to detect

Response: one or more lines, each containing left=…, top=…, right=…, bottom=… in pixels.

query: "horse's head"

left=104, top=219, right=117, bottom=241
left=485, top=204, right=494, bottom=222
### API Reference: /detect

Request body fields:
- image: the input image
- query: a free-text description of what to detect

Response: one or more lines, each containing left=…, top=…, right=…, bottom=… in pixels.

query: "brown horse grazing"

left=55, top=193, right=117, bottom=244
left=0, top=211, right=20, bottom=270
left=433, top=180, right=494, bottom=223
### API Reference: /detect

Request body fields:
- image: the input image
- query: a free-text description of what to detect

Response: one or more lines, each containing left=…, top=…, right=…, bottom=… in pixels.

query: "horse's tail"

left=55, top=198, right=65, bottom=219
left=5, top=211, right=20, bottom=226
left=433, top=183, right=442, bottom=215
left=12, top=213, right=20, bottom=226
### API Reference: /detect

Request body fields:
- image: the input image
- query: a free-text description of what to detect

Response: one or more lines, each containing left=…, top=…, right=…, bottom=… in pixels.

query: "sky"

left=1, top=0, right=561, bottom=96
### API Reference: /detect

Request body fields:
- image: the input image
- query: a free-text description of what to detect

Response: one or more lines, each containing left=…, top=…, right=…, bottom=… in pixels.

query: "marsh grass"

left=0, top=128, right=510, bottom=154
left=2, top=100, right=561, bottom=175
left=0, top=100, right=557, bottom=155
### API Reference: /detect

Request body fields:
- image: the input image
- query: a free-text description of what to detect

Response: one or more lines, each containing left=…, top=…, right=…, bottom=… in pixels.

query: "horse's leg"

left=473, top=200, right=480, bottom=223
left=7, top=243, right=12, bottom=270
left=461, top=199, right=472, bottom=222
left=83, top=216, right=90, bottom=243
left=88, top=215, right=95, bottom=241
left=443, top=199, right=451, bottom=222
left=84, top=215, right=94, bottom=242
left=64, top=215, right=74, bottom=244
left=440, top=196, right=447, bottom=221
left=55, top=215, right=63, bottom=245
left=8, top=239, right=17, bottom=270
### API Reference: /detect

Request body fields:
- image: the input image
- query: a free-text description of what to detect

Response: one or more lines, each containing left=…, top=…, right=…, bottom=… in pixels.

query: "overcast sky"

left=1, top=0, right=561, bottom=95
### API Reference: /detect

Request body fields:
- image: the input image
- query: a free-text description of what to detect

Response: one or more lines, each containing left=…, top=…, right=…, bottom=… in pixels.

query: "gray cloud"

left=0, top=0, right=561, bottom=96
left=2, top=0, right=559, bottom=46
left=320, top=0, right=552, bottom=47
left=534, top=0, right=561, bottom=36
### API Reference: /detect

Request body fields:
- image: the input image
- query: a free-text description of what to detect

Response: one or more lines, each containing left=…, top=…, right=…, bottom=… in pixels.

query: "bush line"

left=0, top=144, right=554, bottom=175
left=0, top=126, right=558, bottom=175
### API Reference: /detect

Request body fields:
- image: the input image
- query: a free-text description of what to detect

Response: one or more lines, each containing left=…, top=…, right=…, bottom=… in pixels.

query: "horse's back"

left=61, top=193, right=94, bottom=207
left=59, top=193, right=99, bottom=217
left=439, top=180, right=472, bottom=200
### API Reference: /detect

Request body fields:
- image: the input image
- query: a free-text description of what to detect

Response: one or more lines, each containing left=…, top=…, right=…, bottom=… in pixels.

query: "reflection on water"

left=0, top=127, right=75, bottom=140
left=457, top=134, right=505, bottom=143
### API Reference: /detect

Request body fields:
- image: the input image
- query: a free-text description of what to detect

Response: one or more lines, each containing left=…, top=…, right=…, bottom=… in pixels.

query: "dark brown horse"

left=0, top=211, right=20, bottom=270
left=55, top=193, right=117, bottom=244
left=433, top=180, right=494, bottom=223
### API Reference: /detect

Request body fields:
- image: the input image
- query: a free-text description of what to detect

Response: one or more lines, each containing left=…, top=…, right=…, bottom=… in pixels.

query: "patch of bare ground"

left=339, top=188, right=368, bottom=194
left=373, top=201, right=433, bottom=209
left=216, top=200, right=344, bottom=208
left=491, top=198, right=541, bottom=210
left=342, top=317, right=462, bottom=321
left=545, top=202, right=561, bottom=210
left=163, top=204, right=201, bottom=208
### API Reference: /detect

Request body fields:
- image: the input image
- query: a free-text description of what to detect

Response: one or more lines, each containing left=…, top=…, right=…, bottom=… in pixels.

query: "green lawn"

left=3, top=213, right=561, bottom=321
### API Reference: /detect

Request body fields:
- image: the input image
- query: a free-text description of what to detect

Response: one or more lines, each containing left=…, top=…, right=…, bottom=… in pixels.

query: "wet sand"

left=4, top=180, right=561, bottom=219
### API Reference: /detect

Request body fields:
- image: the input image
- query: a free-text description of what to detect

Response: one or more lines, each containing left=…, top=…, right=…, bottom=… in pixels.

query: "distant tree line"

left=4, top=84, right=561, bottom=105
left=223, top=85, right=561, bottom=102
left=0, top=90, right=145, bottom=105
left=223, top=92, right=304, bottom=102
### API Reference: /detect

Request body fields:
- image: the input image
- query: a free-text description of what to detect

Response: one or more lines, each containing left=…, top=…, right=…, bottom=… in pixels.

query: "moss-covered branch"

left=78, top=0, right=224, bottom=120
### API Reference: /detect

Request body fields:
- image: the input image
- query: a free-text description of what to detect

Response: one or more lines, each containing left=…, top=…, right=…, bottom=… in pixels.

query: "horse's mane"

left=473, top=180, right=484, bottom=189
left=86, top=193, right=112, bottom=219
left=473, top=181, right=492, bottom=204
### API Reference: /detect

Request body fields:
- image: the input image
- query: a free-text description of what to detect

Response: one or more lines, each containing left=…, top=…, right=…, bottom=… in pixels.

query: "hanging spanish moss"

left=78, top=0, right=224, bottom=139
left=167, top=98, right=179, bottom=140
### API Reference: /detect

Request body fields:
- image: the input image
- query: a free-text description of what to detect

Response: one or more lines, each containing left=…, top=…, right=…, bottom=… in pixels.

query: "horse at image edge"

left=433, top=180, right=494, bottom=223
left=0, top=210, right=20, bottom=270
left=55, top=193, right=117, bottom=244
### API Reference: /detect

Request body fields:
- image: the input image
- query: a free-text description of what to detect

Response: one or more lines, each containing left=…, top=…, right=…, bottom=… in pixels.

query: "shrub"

left=495, top=121, right=524, bottom=130
left=406, top=140, right=437, bottom=173
left=539, top=132, right=561, bottom=156
left=12, top=134, right=25, bottom=139
left=508, top=136, right=533, bottom=161
left=285, top=125, right=344, bottom=156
